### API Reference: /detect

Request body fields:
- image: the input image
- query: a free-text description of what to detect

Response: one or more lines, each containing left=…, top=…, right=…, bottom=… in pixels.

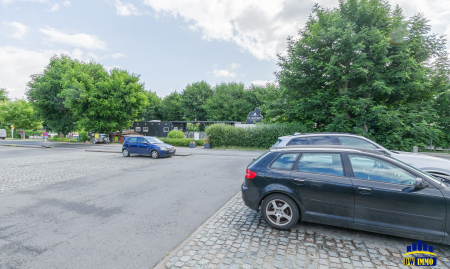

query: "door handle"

left=358, top=187, right=372, bottom=194
left=292, top=178, right=306, bottom=184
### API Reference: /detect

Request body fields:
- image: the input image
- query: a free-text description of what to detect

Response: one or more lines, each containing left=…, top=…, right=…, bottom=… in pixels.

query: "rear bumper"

left=241, top=182, right=260, bottom=211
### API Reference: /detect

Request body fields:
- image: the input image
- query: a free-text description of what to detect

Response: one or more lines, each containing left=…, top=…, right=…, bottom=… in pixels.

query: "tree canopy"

left=0, top=99, right=40, bottom=130
left=181, top=81, right=213, bottom=121
left=276, top=0, right=450, bottom=149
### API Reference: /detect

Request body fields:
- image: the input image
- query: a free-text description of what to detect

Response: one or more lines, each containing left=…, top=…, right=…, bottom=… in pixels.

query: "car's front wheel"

left=122, top=148, right=130, bottom=157
left=261, top=194, right=299, bottom=230
left=151, top=150, right=159, bottom=159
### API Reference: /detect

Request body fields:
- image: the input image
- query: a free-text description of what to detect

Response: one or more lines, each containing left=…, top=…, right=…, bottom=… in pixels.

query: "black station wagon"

left=241, top=146, right=450, bottom=244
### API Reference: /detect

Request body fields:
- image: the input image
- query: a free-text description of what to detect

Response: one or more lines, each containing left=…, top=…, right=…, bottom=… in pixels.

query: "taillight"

left=245, top=168, right=257, bottom=179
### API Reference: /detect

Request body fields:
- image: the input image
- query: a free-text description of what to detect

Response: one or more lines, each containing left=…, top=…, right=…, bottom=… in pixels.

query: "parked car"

left=0, top=129, right=7, bottom=140
left=273, top=133, right=450, bottom=181
left=242, top=146, right=450, bottom=244
left=122, top=136, right=175, bottom=158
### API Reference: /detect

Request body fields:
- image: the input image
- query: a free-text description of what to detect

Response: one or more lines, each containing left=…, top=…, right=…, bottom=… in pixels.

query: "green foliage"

left=0, top=88, right=9, bottom=102
left=0, top=99, right=41, bottom=131
left=161, top=138, right=204, bottom=147
left=204, top=82, right=262, bottom=121
left=139, top=91, right=162, bottom=121
left=79, top=131, right=89, bottom=142
left=276, top=0, right=450, bottom=150
left=158, top=91, right=183, bottom=121
left=206, top=123, right=308, bottom=148
left=27, top=55, right=78, bottom=135
left=27, top=55, right=148, bottom=134
left=51, top=136, right=70, bottom=142
left=181, top=81, right=213, bottom=120
left=167, top=130, right=185, bottom=138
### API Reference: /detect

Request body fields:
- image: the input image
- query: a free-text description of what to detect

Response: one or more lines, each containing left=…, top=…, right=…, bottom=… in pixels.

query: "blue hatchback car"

left=122, top=136, right=176, bottom=158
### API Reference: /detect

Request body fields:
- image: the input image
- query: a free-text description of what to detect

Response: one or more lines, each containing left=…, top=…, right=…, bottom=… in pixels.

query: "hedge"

left=160, top=138, right=205, bottom=147
left=167, top=130, right=185, bottom=139
left=205, top=123, right=309, bottom=148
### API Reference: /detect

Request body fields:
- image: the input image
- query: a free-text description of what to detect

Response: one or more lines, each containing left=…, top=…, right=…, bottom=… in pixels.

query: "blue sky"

left=1, top=0, right=449, bottom=99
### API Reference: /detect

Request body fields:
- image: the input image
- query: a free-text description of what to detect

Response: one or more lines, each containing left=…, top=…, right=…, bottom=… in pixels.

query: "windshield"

left=388, top=156, right=443, bottom=186
left=146, top=137, right=163, bottom=144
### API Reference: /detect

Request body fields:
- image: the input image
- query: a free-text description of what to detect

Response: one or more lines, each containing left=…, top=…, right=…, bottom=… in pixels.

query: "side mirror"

left=414, top=178, right=429, bottom=190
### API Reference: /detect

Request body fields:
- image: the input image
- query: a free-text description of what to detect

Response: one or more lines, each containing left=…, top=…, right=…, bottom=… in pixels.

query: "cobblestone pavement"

left=161, top=195, right=450, bottom=269
left=0, top=148, right=155, bottom=193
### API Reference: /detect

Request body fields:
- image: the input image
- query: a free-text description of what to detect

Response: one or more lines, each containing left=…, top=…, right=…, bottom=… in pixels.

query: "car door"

left=346, top=153, right=446, bottom=242
left=127, top=137, right=139, bottom=154
left=289, top=152, right=354, bottom=228
left=137, top=138, right=150, bottom=155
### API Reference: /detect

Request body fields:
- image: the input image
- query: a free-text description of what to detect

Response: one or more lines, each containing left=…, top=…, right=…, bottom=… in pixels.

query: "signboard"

left=43, top=132, right=48, bottom=138
left=20, top=131, right=24, bottom=135
left=95, top=133, right=99, bottom=138
left=11, top=125, right=14, bottom=130
left=245, top=108, right=263, bottom=124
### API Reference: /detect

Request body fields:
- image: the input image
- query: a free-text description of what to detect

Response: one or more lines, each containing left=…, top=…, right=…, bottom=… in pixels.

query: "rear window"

left=297, top=153, right=344, bottom=176
left=309, top=136, right=335, bottom=145
left=287, top=138, right=312, bottom=146
left=270, top=153, right=299, bottom=170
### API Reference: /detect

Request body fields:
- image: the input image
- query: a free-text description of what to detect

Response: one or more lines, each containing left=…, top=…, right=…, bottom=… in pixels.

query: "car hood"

left=392, top=151, right=450, bottom=175
left=156, top=143, right=174, bottom=148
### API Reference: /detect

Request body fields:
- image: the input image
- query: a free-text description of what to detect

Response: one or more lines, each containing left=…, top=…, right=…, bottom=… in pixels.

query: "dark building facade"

left=132, top=121, right=188, bottom=137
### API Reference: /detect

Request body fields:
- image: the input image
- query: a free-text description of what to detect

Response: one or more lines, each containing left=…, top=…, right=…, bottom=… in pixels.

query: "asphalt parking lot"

left=0, top=145, right=262, bottom=268
left=2, top=143, right=450, bottom=269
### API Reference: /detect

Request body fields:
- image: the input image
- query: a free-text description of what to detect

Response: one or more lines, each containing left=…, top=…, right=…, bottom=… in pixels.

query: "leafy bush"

left=51, top=137, right=70, bottom=142
left=161, top=138, right=204, bottom=147
left=206, top=123, right=309, bottom=148
left=79, top=131, right=89, bottom=142
left=167, top=130, right=185, bottom=139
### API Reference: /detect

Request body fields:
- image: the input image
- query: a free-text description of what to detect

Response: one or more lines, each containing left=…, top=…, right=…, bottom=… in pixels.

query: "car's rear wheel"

left=151, top=150, right=159, bottom=159
left=122, top=149, right=130, bottom=157
left=261, top=194, right=299, bottom=230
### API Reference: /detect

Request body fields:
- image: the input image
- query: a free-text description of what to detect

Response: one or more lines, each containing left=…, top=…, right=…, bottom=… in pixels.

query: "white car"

left=0, top=129, right=7, bottom=140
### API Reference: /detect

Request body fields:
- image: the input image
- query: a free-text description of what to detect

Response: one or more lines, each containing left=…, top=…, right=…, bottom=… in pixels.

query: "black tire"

left=261, top=194, right=299, bottom=230
left=151, top=150, right=159, bottom=159
left=122, top=148, right=130, bottom=157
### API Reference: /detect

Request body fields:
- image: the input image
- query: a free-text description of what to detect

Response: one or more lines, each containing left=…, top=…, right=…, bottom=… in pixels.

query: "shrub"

left=167, top=130, right=185, bottom=139
left=162, top=138, right=204, bottom=147
left=205, top=123, right=309, bottom=148
left=79, top=131, right=89, bottom=142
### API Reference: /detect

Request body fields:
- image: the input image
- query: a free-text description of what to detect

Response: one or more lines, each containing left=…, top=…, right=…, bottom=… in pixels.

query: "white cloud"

left=62, top=0, right=70, bottom=6
left=142, top=0, right=450, bottom=61
left=39, top=27, right=108, bottom=50
left=110, top=53, right=126, bottom=58
left=3, top=21, right=29, bottom=39
left=115, top=0, right=141, bottom=16
left=0, top=47, right=88, bottom=99
left=50, top=3, right=59, bottom=11
left=212, top=62, right=240, bottom=77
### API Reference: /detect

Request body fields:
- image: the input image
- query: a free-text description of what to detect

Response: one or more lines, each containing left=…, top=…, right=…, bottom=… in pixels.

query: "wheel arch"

left=259, top=189, right=303, bottom=218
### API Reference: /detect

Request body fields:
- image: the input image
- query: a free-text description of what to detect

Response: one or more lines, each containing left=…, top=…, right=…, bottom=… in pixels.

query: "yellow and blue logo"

left=403, top=240, right=437, bottom=266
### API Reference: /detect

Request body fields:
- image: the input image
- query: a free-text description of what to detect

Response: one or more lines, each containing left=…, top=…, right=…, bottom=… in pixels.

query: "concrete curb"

left=0, top=144, right=51, bottom=149
left=152, top=191, right=241, bottom=269
left=84, top=149, right=192, bottom=157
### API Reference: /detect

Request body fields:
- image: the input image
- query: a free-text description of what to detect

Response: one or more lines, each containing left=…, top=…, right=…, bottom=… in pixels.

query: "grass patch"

left=212, top=146, right=269, bottom=151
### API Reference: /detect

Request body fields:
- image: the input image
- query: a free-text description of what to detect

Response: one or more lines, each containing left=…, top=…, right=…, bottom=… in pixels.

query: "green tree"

left=204, top=82, right=262, bottom=121
left=139, top=90, right=162, bottom=121
left=27, top=55, right=78, bottom=135
left=181, top=81, right=213, bottom=120
left=158, top=91, right=183, bottom=121
left=62, top=63, right=148, bottom=133
left=0, top=100, right=41, bottom=132
left=0, top=88, right=9, bottom=102
left=276, top=0, right=449, bottom=149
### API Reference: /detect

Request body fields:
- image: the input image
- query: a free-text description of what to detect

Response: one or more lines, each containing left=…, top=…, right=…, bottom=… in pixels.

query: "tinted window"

left=146, top=137, right=163, bottom=144
left=349, top=154, right=416, bottom=185
left=339, top=137, right=377, bottom=150
left=297, top=153, right=344, bottom=176
left=127, top=137, right=137, bottom=143
left=138, top=138, right=147, bottom=144
left=270, top=154, right=299, bottom=169
left=287, top=138, right=312, bottom=146
left=309, top=136, right=335, bottom=145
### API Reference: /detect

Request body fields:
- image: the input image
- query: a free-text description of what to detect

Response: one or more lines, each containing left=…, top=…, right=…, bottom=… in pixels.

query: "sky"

left=1, top=0, right=449, bottom=100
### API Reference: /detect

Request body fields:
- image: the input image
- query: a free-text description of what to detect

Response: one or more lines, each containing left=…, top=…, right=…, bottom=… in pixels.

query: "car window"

left=349, top=154, right=416, bottom=185
left=127, top=137, right=137, bottom=143
left=270, top=154, right=299, bottom=169
left=138, top=138, right=147, bottom=144
left=338, top=136, right=377, bottom=150
left=309, top=136, right=335, bottom=145
left=297, top=153, right=344, bottom=176
left=287, top=138, right=312, bottom=146
left=146, top=137, right=163, bottom=144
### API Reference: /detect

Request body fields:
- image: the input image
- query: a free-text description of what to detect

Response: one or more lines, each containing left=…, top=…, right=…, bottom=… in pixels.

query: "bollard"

left=413, top=146, right=418, bottom=153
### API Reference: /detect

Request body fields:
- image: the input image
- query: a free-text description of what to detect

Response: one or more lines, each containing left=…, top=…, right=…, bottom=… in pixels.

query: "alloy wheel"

left=265, top=199, right=293, bottom=226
